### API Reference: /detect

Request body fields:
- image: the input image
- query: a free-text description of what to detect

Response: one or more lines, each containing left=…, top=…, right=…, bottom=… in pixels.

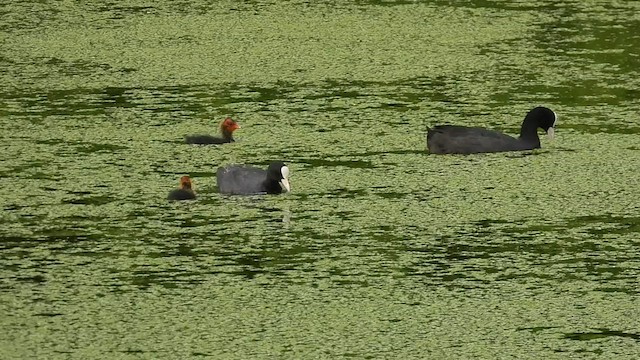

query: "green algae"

left=1, top=1, right=639, bottom=359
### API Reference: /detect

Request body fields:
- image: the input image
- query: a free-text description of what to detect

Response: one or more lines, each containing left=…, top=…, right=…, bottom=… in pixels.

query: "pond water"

left=1, top=0, right=639, bottom=358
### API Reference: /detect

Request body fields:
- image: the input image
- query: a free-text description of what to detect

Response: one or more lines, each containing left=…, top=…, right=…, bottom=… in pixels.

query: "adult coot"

left=217, top=162, right=290, bottom=195
left=427, top=107, right=557, bottom=154
left=185, top=117, right=240, bottom=144
left=167, top=176, right=196, bottom=200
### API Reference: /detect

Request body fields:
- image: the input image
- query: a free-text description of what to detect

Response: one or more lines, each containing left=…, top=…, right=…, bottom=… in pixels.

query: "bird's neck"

left=519, top=118, right=541, bottom=145
left=263, top=179, right=282, bottom=194
left=221, top=128, right=234, bottom=141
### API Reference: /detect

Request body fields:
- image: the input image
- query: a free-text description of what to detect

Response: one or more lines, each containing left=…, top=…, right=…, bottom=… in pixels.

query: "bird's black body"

left=427, top=107, right=557, bottom=154
left=167, top=188, right=196, bottom=201
left=217, top=162, right=290, bottom=195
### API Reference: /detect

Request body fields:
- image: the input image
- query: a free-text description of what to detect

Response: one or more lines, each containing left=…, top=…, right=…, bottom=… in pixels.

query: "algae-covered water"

left=1, top=1, right=639, bottom=358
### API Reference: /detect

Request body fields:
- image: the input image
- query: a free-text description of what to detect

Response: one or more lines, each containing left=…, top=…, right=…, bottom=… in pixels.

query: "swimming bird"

left=185, top=117, right=240, bottom=144
left=217, top=162, right=290, bottom=195
left=167, top=176, right=196, bottom=200
left=426, top=107, right=557, bottom=154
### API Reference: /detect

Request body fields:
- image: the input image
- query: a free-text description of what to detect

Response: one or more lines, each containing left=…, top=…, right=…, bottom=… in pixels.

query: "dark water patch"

left=398, top=217, right=639, bottom=291
left=329, top=210, right=358, bottom=221
left=441, top=242, right=492, bottom=261
left=475, top=219, right=511, bottom=227
left=218, top=78, right=432, bottom=114
left=368, top=226, right=406, bottom=246
left=569, top=348, right=605, bottom=356
left=191, top=352, right=215, bottom=357
left=2, top=160, right=50, bottom=178
left=173, top=243, right=198, bottom=257
left=322, top=79, right=387, bottom=92
left=125, top=208, right=160, bottom=219
left=67, top=250, right=118, bottom=260
left=303, top=89, right=362, bottom=101
left=120, top=349, right=146, bottom=354
left=164, top=215, right=219, bottom=228
left=230, top=255, right=268, bottom=280
left=503, top=151, right=538, bottom=158
left=373, top=190, right=407, bottom=200
left=25, top=172, right=59, bottom=180
left=160, top=139, right=191, bottom=145
left=1, top=88, right=124, bottom=116
left=96, top=4, right=157, bottom=19
left=243, top=84, right=296, bottom=103
left=541, top=15, right=640, bottom=72
left=295, top=158, right=376, bottom=169
left=44, top=57, right=65, bottom=66
left=1, top=84, right=226, bottom=117
left=352, top=149, right=427, bottom=157
left=35, top=230, right=98, bottom=243
left=2, top=258, right=62, bottom=272
left=595, top=287, right=638, bottom=295
left=356, top=0, right=560, bottom=11
left=0, top=2, right=63, bottom=32
left=325, top=188, right=368, bottom=199
left=0, top=235, right=34, bottom=248
left=0, top=55, right=14, bottom=66
left=160, top=170, right=218, bottom=178
left=33, top=312, right=63, bottom=317
left=47, top=58, right=115, bottom=77
left=288, top=228, right=333, bottom=241
left=543, top=255, right=632, bottom=269
left=564, top=329, right=640, bottom=341
left=562, top=123, right=640, bottom=135
left=0, top=230, right=99, bottom=247
left=374, top=102, right=414, bottom=111
left=34, top=139, right=66, bottom=146
left=529, top=7, right=640, bottom=111
left=332, top=278, right=370, bottom=287
left=123, top=270, right=205, bottom=290
left=552, top=147, right=578, bottom=153
left=566, top=214, right=640, bottom=235
left=481, top=215, right=640, bottom=238
left=476, top=220, right=559, bottom=238
left=494, top=272, right=585, bottom=283
left=408, top=224, right=627, bottom=265
left=516, top=326, right=560, bottom=333
left=496, top=80, right=631, bottom=107
left=101, top=86, right=137, bottom=109
left=171, top=214, right=245, bottom=228
left=64, top=195, right=116, bottom=206
left=208, top=82, right=309, bottom=108
left=15, top=275, right=47, bottom=284
left=143, top=247, right=203, bottom=259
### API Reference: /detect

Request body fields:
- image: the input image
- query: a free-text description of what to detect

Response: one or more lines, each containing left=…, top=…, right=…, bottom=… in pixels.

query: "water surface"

left=1, top=0, right=639, bottom=358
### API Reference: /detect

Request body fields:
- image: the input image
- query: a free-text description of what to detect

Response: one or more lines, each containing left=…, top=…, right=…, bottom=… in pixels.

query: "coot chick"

left=217, top=162, right=290, bottom=195
left=167, top=176, right=196, bottom=201
left=185, top=117, right=240, bottom=144
left=427, top=107, right=557, bottom=154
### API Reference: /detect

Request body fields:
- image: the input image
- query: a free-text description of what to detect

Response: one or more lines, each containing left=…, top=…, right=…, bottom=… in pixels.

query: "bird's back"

left=216, top=166, right=267, bottom=195
left=167, top=189, right=196, bottom=201
left=427, top=125, right=532, bottom=154
left=185, top=135, right=230, bottom=145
